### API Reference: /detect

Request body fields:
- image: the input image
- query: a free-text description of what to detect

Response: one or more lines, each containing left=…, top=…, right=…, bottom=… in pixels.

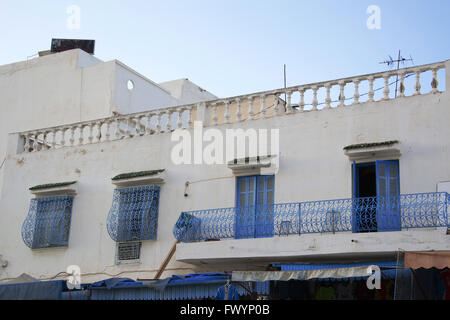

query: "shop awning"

left=404, top=251, right=450, bottom=269
left=233, top=261, right=398, bottom=282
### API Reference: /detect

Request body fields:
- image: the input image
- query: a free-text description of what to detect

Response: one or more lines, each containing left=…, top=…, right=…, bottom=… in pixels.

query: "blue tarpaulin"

left=75, top=273, right=268, bottom=300
left=0, top=280, right=64, bottom=300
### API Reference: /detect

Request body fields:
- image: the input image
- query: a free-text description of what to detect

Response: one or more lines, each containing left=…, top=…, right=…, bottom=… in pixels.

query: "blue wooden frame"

left=235, top=175, right=274, bottom=239
left=375, top=160, right=401, bottom=231
left=352, top=160, right=400, bottom=233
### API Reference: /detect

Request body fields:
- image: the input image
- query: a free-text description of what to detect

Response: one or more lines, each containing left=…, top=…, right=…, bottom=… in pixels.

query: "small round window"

left=127, top=80, right=135, bottom=91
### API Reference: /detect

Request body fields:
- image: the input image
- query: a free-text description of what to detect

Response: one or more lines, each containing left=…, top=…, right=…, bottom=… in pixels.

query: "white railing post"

left=398, top=72, right=405, bottom=98
left=338, top=81, right=345, bottom=107
left=414, top=71, right=421, bottom=96
left=368, top=76, right=375, bottom=102
left=235, top=98, right=242, bottom=122
left=353, top=79, right=360, bottom=105
left=311, top=86, right=319, bottom=110
left=324, top=84, right=331, bottom=109
left=224, top=101, right=230, bottom=124
left=298, top=89, right=305, bottom=112
left=382, top=74, right=390, bottom=100
left=431, top=68, right=439, bottom=94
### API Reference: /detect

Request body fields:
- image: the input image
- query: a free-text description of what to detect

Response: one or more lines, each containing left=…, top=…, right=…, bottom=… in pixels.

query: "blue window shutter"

left=107, top=185, right=160, bottom=242
left=235, top=176, right=256, bottom=239
left=352, top=161, right=358, bottom=233
left=235, top=175, right=274, bottom=239
left=376, top=160, right=401, bottom=231
left=255, top=176, right=274, bottom=237
left=21, top=195, right=74, bottom=249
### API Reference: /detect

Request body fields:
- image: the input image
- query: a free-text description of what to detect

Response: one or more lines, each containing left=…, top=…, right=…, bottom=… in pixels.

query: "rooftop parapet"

left=16, top=60, right=448, bottom=154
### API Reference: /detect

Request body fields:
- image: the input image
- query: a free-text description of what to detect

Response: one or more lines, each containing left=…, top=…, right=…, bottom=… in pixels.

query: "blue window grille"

left=21, top=195, right=74, bottom=249
left=107, top=185, right=160, bottom=242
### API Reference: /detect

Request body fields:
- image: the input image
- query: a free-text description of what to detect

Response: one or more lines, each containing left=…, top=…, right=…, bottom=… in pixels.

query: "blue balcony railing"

left=173, top=192, right=449, bottom=243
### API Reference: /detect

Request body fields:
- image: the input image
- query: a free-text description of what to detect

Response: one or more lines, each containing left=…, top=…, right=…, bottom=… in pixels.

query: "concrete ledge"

left=30, top=182, right=77, bottom=196
left=112, top=170, right=166, bottom=187
left=176, top=228, right=450, bottom=266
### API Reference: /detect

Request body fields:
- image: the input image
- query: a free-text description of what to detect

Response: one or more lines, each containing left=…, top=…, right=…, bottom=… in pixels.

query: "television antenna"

left=379, top=50, right=414, bottom=97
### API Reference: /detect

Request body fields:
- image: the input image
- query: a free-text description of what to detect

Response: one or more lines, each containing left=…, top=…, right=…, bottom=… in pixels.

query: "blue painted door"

left=235, top=175, right=274, bottom=239
left=376, top=160, right=401, bottom=231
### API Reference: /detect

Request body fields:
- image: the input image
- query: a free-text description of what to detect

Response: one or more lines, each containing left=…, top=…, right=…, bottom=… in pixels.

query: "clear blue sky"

left=0, top=0, right=449, bottom=98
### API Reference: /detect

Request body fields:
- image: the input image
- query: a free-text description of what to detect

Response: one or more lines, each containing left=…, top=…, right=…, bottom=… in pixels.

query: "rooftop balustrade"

left=16, top=60, right=448, bottom=153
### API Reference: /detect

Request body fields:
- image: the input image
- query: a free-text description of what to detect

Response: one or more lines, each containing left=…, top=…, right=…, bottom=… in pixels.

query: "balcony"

left=173, top=192, right=449, bottom=243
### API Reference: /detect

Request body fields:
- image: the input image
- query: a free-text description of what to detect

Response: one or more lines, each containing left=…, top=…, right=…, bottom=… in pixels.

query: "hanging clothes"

left=215, top=282, right=240, bottom=300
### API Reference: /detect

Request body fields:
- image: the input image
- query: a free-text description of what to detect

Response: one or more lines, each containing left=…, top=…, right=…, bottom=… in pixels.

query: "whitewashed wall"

left=0, top=88, right=449, bottom=283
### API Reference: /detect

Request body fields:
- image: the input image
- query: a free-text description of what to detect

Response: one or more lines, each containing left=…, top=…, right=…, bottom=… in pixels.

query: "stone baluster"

left=324, top=84, right=331, bottom=109
left=134, top=116, right=141, bottom=136
left=235, top=98, right=242, bottom=122
left=298, top=89, right=305, bottom=112
left=155, top=112, right=161, bottom=134
left=285, top=91, right=292, bottom=114
left=398, top=72, right=406, bottom=98
left=273, top=93, right=280, bottom=116
left=51, top=129, right=57, bottom=149
left=248, top=96, right=254, bottom=120
left=368, top=77, right=375, bottom=102
left=69, top=127, right=75, bottom=146
left=105, top=120, right=111, bottom=141
left=414, top=71, right=421, bottom=95
left=125, top=117, right=131, bottom=137
left=42, top=131, right=50, bottom=150
left=32, top=133, right=39, bottom=152
left=176, top=108, right=183, bottom=129
left=145, top=113, right=153, bottom=135
left=95, top=122, right=101, bottom=141
left=87, top=123, right=94, bottom=143
left=58, top=128, right=65, bottom=147
left=338, top=81, right=345, bottom=107
left=114, top=118, right=121, bottom=140
left=211, top=103, right=218, bottom=126
left=260, top=95, right=266, bottom=118
left=23, top=134, right=30, bottom=152
left=187, top=107, right=194, bottom=129
left=311, top=86, right=319, bottom=110
left=224, top=101, right=230, bottom=124
left=431, top=68, right=439, bottom=94
left=382, top=74, right=390, bottom=100
left=78, top=125, right=84, bottom=145
left=353, top=79, right=360, bottom=105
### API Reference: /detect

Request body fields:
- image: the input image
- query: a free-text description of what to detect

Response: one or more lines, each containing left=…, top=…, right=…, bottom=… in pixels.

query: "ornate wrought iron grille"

left=173, top=192, right=449, bottom=242
left=107, top=185, right=160, bottom=242
left=21, top=195, right=74, bottom=249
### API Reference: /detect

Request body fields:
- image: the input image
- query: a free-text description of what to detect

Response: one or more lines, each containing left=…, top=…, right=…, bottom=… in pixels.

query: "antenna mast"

left=379, top=50, right=414, bottom=98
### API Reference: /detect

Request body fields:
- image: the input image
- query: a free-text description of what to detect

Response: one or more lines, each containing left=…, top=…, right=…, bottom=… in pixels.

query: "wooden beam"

left=154, top=240, right=180, bottom=280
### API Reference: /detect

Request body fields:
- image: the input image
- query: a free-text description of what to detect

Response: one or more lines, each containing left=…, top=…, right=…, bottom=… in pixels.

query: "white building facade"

left=0, top=51, right=449, bottom=299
